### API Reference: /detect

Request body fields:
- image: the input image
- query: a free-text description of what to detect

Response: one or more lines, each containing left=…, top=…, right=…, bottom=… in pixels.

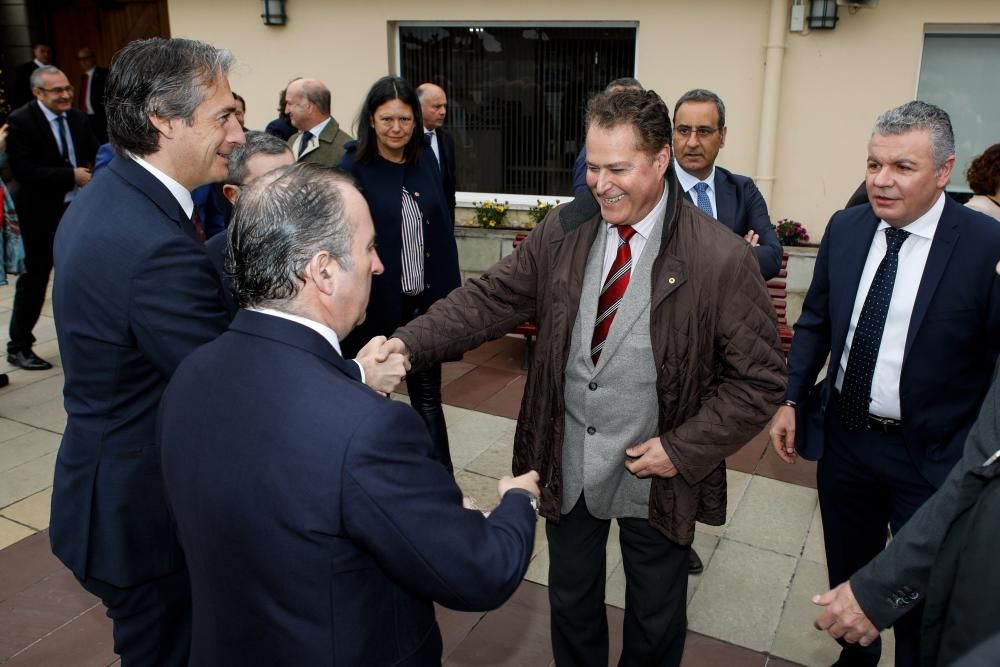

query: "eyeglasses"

left=674, top=126, right=720, bottom=139
left=37, top=85, right=74, bottom=95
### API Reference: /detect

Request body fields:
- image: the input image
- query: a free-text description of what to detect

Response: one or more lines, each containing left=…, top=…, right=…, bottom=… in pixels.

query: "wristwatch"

left=505, top=488, right=539, bottom=514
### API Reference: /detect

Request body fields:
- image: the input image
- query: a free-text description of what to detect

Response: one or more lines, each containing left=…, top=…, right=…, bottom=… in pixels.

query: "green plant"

left=473, top=199, right=509, bottom=229
left=527, top=199, right=559, bottom=225
left=774, top=219, right=810, bottom=246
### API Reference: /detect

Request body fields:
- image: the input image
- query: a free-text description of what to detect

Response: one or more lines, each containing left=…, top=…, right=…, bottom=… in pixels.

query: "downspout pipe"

left=755, top=0, right=789, bottom=204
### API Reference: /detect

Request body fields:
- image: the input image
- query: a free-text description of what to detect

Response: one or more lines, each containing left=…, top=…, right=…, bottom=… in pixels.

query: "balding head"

left=284, top=77, right=331, bottom=131
left=417, top=82, right=447, bottom=131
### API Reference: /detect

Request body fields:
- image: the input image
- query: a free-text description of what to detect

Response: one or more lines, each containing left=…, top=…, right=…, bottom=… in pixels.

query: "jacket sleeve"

left=129, top=235, right=230, bottom=379
left=851, top=361, right=1000, bottom=629
left=393, top=217, right=546, bottom=369
left=341, top=400, right=536, bottom=611
left=784, top=214, right=836, bottom=403
left=742, top=179, right=783, bottom=280
left=6, top=110, right=76, bottom=193
left=661, top=244, right=788, bottom=483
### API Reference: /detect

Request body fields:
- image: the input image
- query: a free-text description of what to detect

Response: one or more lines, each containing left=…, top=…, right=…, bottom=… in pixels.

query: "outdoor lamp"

left=808, top=0, right=839, bottom=29
left=261, top=0, right=286, bottom=26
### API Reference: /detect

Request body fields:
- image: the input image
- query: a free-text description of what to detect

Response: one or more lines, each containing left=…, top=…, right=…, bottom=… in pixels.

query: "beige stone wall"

left=167, top=0, right=1000, bottom=241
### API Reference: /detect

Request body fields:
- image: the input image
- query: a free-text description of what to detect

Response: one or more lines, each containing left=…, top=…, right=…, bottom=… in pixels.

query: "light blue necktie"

left=693, top=182, right=713, bottom=217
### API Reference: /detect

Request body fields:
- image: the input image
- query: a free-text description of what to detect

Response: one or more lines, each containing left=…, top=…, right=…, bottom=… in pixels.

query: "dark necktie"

left=78, top=73, right=90, bottom=112
left=693, top=182, right=713, bottom=217
left=298, top=130, right=313, bottom=158
left=424, top=131, right=440, bottom=170
left=55, top=115, right=69, bottom=163
left=190, top=208, right=207, bottom=242
left=839, top=227, right=911, bottom=429
left=591, top=225, right=637, bottom=364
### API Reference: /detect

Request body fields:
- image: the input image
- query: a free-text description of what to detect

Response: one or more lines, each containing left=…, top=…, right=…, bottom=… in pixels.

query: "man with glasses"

left=4, top=65, right=97, bottom=370
left=75, top=47, right=109, bottom=143
left=672, top=88, right=782, bottom=279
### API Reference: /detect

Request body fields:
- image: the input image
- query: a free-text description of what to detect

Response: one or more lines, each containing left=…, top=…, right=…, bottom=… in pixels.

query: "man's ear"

left=307, top=251, right=336, bottom=295
left=719, top=125, right=728, bottom=148
left=222, top=184, right=240, bottom=205
left=148, top=114, right=174, bottom=139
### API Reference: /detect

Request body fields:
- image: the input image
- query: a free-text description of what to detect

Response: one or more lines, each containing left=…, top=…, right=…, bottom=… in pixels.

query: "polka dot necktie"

left=591, top=225, right=637, bottom=364
left=693, top=182, right=713, bottom=217
left=839, top=227, right=911, bottom=430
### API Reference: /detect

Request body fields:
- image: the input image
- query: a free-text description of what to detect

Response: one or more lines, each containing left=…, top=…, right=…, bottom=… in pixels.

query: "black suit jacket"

left=786, top=198, right=1000, bottom=486
left=81, top=67, right=109, bottom=143
left=684, top=165, right=783, bottom=279
left=160, top=310, right=536, bottom=665
left=50, top=155, right=230, bottom=587
left=5, top=101, right=98, bottom=226
left=436, top=127, right=457, bottom=224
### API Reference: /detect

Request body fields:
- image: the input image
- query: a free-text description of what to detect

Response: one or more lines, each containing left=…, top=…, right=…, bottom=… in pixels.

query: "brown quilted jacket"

left=395, top=172, right=787, bottom=544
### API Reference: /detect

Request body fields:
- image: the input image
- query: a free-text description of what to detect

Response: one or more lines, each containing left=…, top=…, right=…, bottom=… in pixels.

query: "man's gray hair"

left=105, top=38, right=234, bottom=156
left=673, top=88, right=726, bottom=129
left=301, top=80, right=331, bottom=116
left=225, top=131, right=293, bottom=185
left=29, top=66, right=64, bottom=90
left=873, top=100, right=955, bottom=168
left=227, top=163, right=354, bottom=309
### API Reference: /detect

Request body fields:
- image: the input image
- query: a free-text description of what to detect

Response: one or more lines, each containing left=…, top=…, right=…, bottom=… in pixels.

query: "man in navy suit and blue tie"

left=671, top=89, right=783, bottom=280
left=160, top=163, right=541, bottom=665
left=770, top=100, right=1000, bottom=666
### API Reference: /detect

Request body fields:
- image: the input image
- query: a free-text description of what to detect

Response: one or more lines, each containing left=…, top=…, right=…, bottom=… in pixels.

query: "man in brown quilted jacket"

left=381, top=88, right=786, bottom=667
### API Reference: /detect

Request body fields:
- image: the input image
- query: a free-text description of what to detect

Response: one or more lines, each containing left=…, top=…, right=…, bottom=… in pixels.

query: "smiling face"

left=585, top=123, right=669, bottom=227
left=158, top=78, right=245, bottom=190
left=283, top=80, right=314, bottom=131
left=372, top=98, right=415, bottom=162
left=672, top=100, right=727, bottom=180
left=866, top=129, right=954, bottom=228
left=33, top=70, right=74, bottom=114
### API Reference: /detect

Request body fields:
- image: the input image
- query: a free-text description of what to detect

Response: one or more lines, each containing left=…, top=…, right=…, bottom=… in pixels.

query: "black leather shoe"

left=7, top=351, right=53, bottom=371
left=688, top=548, right=704, bottom=575
left=0, top=374, right=8, bottom=388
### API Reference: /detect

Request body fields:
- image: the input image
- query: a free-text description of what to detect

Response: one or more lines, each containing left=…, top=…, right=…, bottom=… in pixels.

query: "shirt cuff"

left=353, top=359, right=366, bottom=384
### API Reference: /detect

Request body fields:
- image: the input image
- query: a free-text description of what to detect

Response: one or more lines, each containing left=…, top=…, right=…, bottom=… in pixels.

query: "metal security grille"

left=400, top=25, right=637, bottom=197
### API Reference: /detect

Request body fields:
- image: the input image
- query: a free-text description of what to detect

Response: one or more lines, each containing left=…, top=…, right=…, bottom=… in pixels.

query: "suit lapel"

left=29, top=102, right=63, bottom=164
left=108, top=156, right=189, bottom=230
left=830, top=207, right=880, bottom=359
left=903, top=197, right=959, bottom=361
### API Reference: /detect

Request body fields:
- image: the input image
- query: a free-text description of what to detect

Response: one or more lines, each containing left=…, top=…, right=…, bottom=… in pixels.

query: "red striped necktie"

left=591, top=224, right=637, bottom=364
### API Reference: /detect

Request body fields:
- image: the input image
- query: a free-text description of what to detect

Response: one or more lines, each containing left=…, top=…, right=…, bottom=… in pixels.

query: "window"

left=917, top=26, right=1000, bottom=193
left=399, top=24, right=637, bottom=197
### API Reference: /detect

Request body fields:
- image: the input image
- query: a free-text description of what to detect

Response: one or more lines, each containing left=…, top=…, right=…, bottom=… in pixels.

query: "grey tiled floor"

left=0, top=280, right=896, bottom=666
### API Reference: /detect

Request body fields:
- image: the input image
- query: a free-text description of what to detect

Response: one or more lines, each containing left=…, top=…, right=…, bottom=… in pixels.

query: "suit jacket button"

left=586, top=426, right=596, bottom=435
left=414, top=191, right=421, bottom=197
left=588, top=382, right=597, bottom=391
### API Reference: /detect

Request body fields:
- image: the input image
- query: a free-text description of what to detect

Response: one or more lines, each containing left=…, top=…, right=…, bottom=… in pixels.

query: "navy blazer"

left=434, top=127, right=457, bottom=225
left=786, top=197, right=1000, bottom=486
left=5, top=101, right=98, bottom=225
left=160, top=311, right=537, bottom=666
left=339, top=144, right=460, bottom=356
left=684, top=166, right=783, bottom=279
left=50, top=155, right=230, bottom=586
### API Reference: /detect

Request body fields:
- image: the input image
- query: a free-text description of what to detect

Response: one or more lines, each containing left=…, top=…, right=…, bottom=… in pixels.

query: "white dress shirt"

left=249, top=308, right=366, bottom=383
left=835, top=192, right=945, bottom=419
left=674, top=161, right=718, bottom=219
left=600, top=182, right=669, bottom=279
left=130, top=154, right=194, bottom=219
left=295, top=117, right=331, bottom=157
left=38, top=101, right=78, bottom=203
left=423, top=126, right=441, bottom=164
left=81, top=66, right=96, bottom=114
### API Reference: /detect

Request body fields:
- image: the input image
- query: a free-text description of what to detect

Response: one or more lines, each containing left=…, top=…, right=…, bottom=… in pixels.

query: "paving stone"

left=0, top=488, right=52, bottom=530
left=802, top=502, right=826, bottom=565
left=0, top=450, right=57, bottom=509
left=0, top=428, right=61, bottom=475
left=770, top=558, right=845, bottom=666
left=0, top=517, right=34, bottom=551
left=0, top=375, right=67, bottom=433
left=687, top=538, right=797, bottom=652
left=447, top=411, right=516, bottom=470
left=725, top=476, right=817, bottom=557
left=0, top=418, right=37, bottom=446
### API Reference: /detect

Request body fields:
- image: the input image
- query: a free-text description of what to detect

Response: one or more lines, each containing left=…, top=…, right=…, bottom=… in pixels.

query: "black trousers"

left=400, top=294, right=452, bottom=474
left=818, top=399, right=937, bottom=667
left=8, top=208, right=63, bottom=354
left=78, top=568, right=191, bottom=666
left=546, top=494, right=689, bottom=667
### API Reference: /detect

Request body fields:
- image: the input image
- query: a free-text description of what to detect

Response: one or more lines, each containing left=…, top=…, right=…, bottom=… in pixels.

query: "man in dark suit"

left=5, top=65, right=97, bottom=370
left=75, top=47, right=109, bottom=143
left=418, top=82, right=456, bottom=224
left=160, top=162, right=541, bottom=665
left=50, top=38, right=246, bottom=666
left=769, top=100, right=1000, bottom=666
left=11, top=42, right=51, bottom=110
left=672, top=88, right=783, bottom=280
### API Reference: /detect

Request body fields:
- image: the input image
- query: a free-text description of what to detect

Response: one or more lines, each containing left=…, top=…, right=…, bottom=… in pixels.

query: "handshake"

left=354, top=336, right=412, bottom=395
